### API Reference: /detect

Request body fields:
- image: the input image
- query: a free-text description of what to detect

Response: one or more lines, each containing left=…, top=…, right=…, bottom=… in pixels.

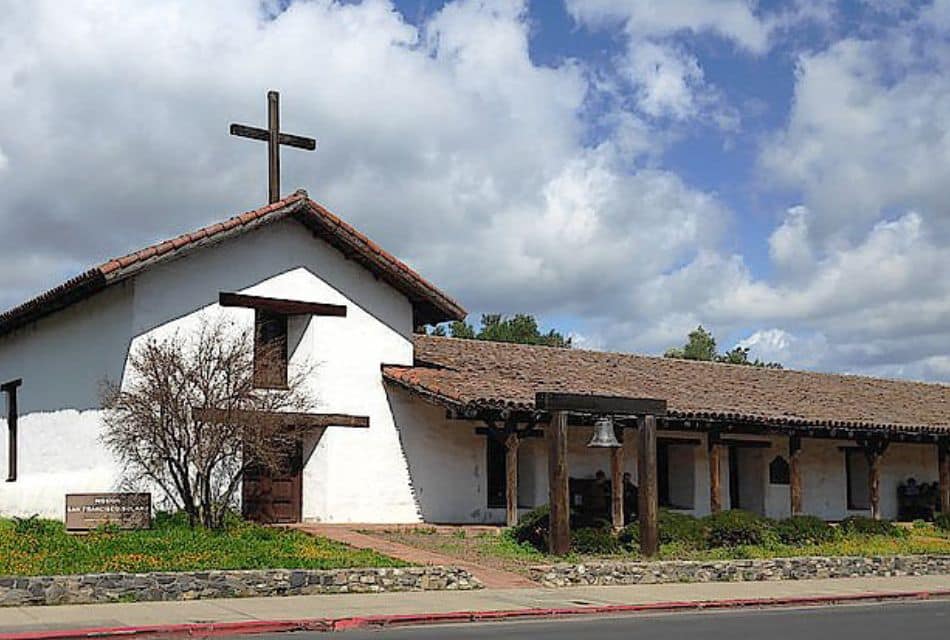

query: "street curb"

left=3, top=589, right=950, bottom=639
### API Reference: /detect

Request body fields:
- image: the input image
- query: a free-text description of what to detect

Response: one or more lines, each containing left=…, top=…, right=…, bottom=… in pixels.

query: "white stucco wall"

left=381, top=393, right=944, bottom=524
left=0, top=217, right=419, bottom=522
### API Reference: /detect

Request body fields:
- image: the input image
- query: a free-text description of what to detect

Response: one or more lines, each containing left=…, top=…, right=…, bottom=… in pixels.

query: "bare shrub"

left=101, top=316, right=315, bottom=528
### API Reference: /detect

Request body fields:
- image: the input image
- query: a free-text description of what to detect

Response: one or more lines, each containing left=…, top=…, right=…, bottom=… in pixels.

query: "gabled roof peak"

left=0, top=193, right=466, bottom=336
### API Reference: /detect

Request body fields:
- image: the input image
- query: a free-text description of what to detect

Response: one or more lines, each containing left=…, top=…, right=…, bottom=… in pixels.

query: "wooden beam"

left=719, top=439, right=773, bottom=449
left=193, top=408, right=368, bottom=429
left=657, top=437, right=702, bottom=447
left=708, top=432, right=723, bottom=514
left=638, top=414, right=659, bottom=557
left=474, top=426, right=543, bottom=439
left=220, top=292, right=347, bottom=317
left=939, top=440, right=950, bottom=516
left=535, top=392, right=667, bottom=417
left=228, top=124, right=317, bottom=150
left=610, top=445, right=624, bottom=532
left=547, top=411, right=570, bottom=556
left=268, top=90, right=280, bottom=203
left=505, top=433, right=520, bottom=528
left=0, top=379, right=21, bottom=393
left=789, top=435, right=803, bottom=516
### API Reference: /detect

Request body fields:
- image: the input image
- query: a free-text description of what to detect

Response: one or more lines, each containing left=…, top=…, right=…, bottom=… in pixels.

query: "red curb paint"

left=3, top=589, right=949, bottom=639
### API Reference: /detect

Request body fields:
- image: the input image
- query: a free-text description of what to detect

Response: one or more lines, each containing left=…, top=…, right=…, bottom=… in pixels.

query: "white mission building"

left=0, top=190, right=948, bottom=526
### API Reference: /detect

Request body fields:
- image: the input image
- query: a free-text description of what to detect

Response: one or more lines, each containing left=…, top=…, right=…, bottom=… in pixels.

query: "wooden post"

left=708, top=432, right=723, bottom=514
left=940, top=440, right=950, bottom=515
left=547, top=411, right=570, bottom=555
left=859, top=437, right=888, bottom=520
left=267, top=90, right=280, bottom=203
left=505, top=433, right=520, bottom=528
left=789, top=435, right=802, bottom=516
left=868, top=452, right=881, bottom=520
left=2, top=379, right=21, bottom=483
left=610, top=444, right=624, bottom=532
left=638, top=414, right=659, bottom=557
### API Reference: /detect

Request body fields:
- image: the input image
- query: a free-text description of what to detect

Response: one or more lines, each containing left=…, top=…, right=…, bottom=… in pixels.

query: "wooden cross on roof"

left=230, top=91, right=317, bottom=203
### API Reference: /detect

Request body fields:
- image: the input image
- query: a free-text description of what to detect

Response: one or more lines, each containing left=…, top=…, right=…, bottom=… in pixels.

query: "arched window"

left=769, top=455, right=790, bottom=485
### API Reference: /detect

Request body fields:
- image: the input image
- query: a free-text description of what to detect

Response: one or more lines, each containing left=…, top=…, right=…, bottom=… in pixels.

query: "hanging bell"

left=587, top=416, right=621, bottom=448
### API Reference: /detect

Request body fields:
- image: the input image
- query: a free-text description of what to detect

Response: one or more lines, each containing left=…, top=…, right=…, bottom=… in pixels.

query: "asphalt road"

left=250, top=599, right=950, bottom=639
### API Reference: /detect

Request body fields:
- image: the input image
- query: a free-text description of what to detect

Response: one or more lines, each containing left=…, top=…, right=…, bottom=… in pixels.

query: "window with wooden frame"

left=769, top=456, right=791, bottom=485
left=2, top=379, right=21, bottom=483
left=845, top=448, right=871, bottom=510
left=254, top=310, right=288, bottom=389
left=486, top=437, right=506, bottom=509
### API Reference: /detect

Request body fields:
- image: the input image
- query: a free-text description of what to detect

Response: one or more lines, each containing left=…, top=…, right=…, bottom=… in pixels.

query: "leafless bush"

left=101, top=316, right=315, bottom=528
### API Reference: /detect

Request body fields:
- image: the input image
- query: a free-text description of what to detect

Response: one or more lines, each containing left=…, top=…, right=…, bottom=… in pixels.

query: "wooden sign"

left=65, top=493, right=151, bottom=531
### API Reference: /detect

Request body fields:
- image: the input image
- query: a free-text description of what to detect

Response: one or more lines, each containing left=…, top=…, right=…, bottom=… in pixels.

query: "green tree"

left=428, top=314, right=570, bottom=347
left=665, top=325, right=782, bottom=369
left=664, top=325, right=717, bottom=361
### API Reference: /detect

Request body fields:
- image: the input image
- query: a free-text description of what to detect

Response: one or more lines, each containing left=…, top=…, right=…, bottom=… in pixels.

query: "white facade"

left=0, top=217, right=419, bottom=522
left=0, top=213, right=942, bottom=524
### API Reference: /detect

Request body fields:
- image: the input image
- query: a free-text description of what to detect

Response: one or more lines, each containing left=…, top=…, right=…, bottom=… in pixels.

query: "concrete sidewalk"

left=1, top=575, right=949, bottom=636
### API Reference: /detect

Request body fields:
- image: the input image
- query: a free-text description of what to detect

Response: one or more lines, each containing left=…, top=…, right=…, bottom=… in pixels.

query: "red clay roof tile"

left=383, top=335, right=950, bottom=435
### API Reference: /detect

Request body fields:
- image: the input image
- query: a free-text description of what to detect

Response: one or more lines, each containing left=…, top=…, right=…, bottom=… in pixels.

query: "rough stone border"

left=0, top=566, right=481, bottom=607
left=530, top=555, right=950, bottom=587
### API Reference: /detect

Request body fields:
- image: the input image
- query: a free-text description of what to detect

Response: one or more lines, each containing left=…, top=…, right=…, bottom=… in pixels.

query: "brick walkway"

left=291, top=524, right=537, bottom=589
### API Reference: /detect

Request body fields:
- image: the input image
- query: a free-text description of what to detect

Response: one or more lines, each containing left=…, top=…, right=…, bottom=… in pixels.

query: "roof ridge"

left=99, top=192, right=306, bottom=276
left=0, top=191, right=465, bottom=337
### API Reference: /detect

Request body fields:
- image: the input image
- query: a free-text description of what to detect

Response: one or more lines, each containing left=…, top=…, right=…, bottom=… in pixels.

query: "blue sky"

left=380, top=0, right=882, bottom=348
left=2, top=0, right=950, bottom=381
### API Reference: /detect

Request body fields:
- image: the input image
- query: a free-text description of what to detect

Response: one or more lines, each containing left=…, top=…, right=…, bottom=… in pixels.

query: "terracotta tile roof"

left=0, top=192, right=465, bottom=336
left=383, top=335, right=950, bottom=435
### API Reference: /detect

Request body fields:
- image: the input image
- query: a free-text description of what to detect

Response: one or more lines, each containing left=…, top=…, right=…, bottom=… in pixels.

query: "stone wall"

left=531, top=555, right=950, bottom=587
left=0, top=566, right=480, bottom=607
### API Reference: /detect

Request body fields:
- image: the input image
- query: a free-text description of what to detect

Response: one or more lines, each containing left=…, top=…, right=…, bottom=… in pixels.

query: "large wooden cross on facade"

left=230, top=91, right=317, bottom=204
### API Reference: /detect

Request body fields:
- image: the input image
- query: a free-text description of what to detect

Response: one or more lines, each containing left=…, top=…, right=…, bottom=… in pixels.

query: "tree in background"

left=665, top=325, right=782, bottom=369
left=663, top=325, right=717, bottom=361
left=429, top=313, right=571, bottom=348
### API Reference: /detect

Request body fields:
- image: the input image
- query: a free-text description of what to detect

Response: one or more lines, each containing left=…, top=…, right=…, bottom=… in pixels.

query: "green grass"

left=654, top=534, right=950, bottom=562
left=0, top=516, right=406, bottom=576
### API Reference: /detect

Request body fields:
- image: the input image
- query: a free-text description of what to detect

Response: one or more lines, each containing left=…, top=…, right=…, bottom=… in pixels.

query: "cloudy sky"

left=1, top=0, right=949, bottom=381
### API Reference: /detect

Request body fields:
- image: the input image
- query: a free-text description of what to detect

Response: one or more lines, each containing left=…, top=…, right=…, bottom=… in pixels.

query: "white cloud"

left=566, top=0, right=770, bottom=53
left=2, top=0, right=949, bottom=384
left=761, top=31, right=950, bottom=244
left=0, top=0, right=726, bottom=336
left=624, top=41, right=705, bottom=121
left=738, top=328, right=827, bottom=369
left=566, top=0, right=767, bottom=130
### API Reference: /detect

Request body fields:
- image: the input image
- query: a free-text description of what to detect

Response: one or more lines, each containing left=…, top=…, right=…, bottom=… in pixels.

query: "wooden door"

left=242, top=442, right=303, bottom=524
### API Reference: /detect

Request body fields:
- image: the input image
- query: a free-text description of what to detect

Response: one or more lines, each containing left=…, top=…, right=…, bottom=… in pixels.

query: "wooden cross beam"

left=193, top=408, right=368, bottom=430
left=230, top=91, right=316, bottom=204
left=219, top=292, right=346, bottom=317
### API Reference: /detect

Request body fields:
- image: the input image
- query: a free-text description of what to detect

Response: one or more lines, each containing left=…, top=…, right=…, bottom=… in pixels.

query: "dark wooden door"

left=728, top=445, right=741, bottom=509
left=242, top=442, right=303, bottom=524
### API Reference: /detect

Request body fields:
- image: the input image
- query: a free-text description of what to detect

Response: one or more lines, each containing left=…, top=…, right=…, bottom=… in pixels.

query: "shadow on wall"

left=386, top=385, right=497, bottom=524
left=0, top=218, right=414, bottom=416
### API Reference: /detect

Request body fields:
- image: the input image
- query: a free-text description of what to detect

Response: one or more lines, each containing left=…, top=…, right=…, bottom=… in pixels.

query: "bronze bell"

left=587, top=416, right=621, bottom=448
